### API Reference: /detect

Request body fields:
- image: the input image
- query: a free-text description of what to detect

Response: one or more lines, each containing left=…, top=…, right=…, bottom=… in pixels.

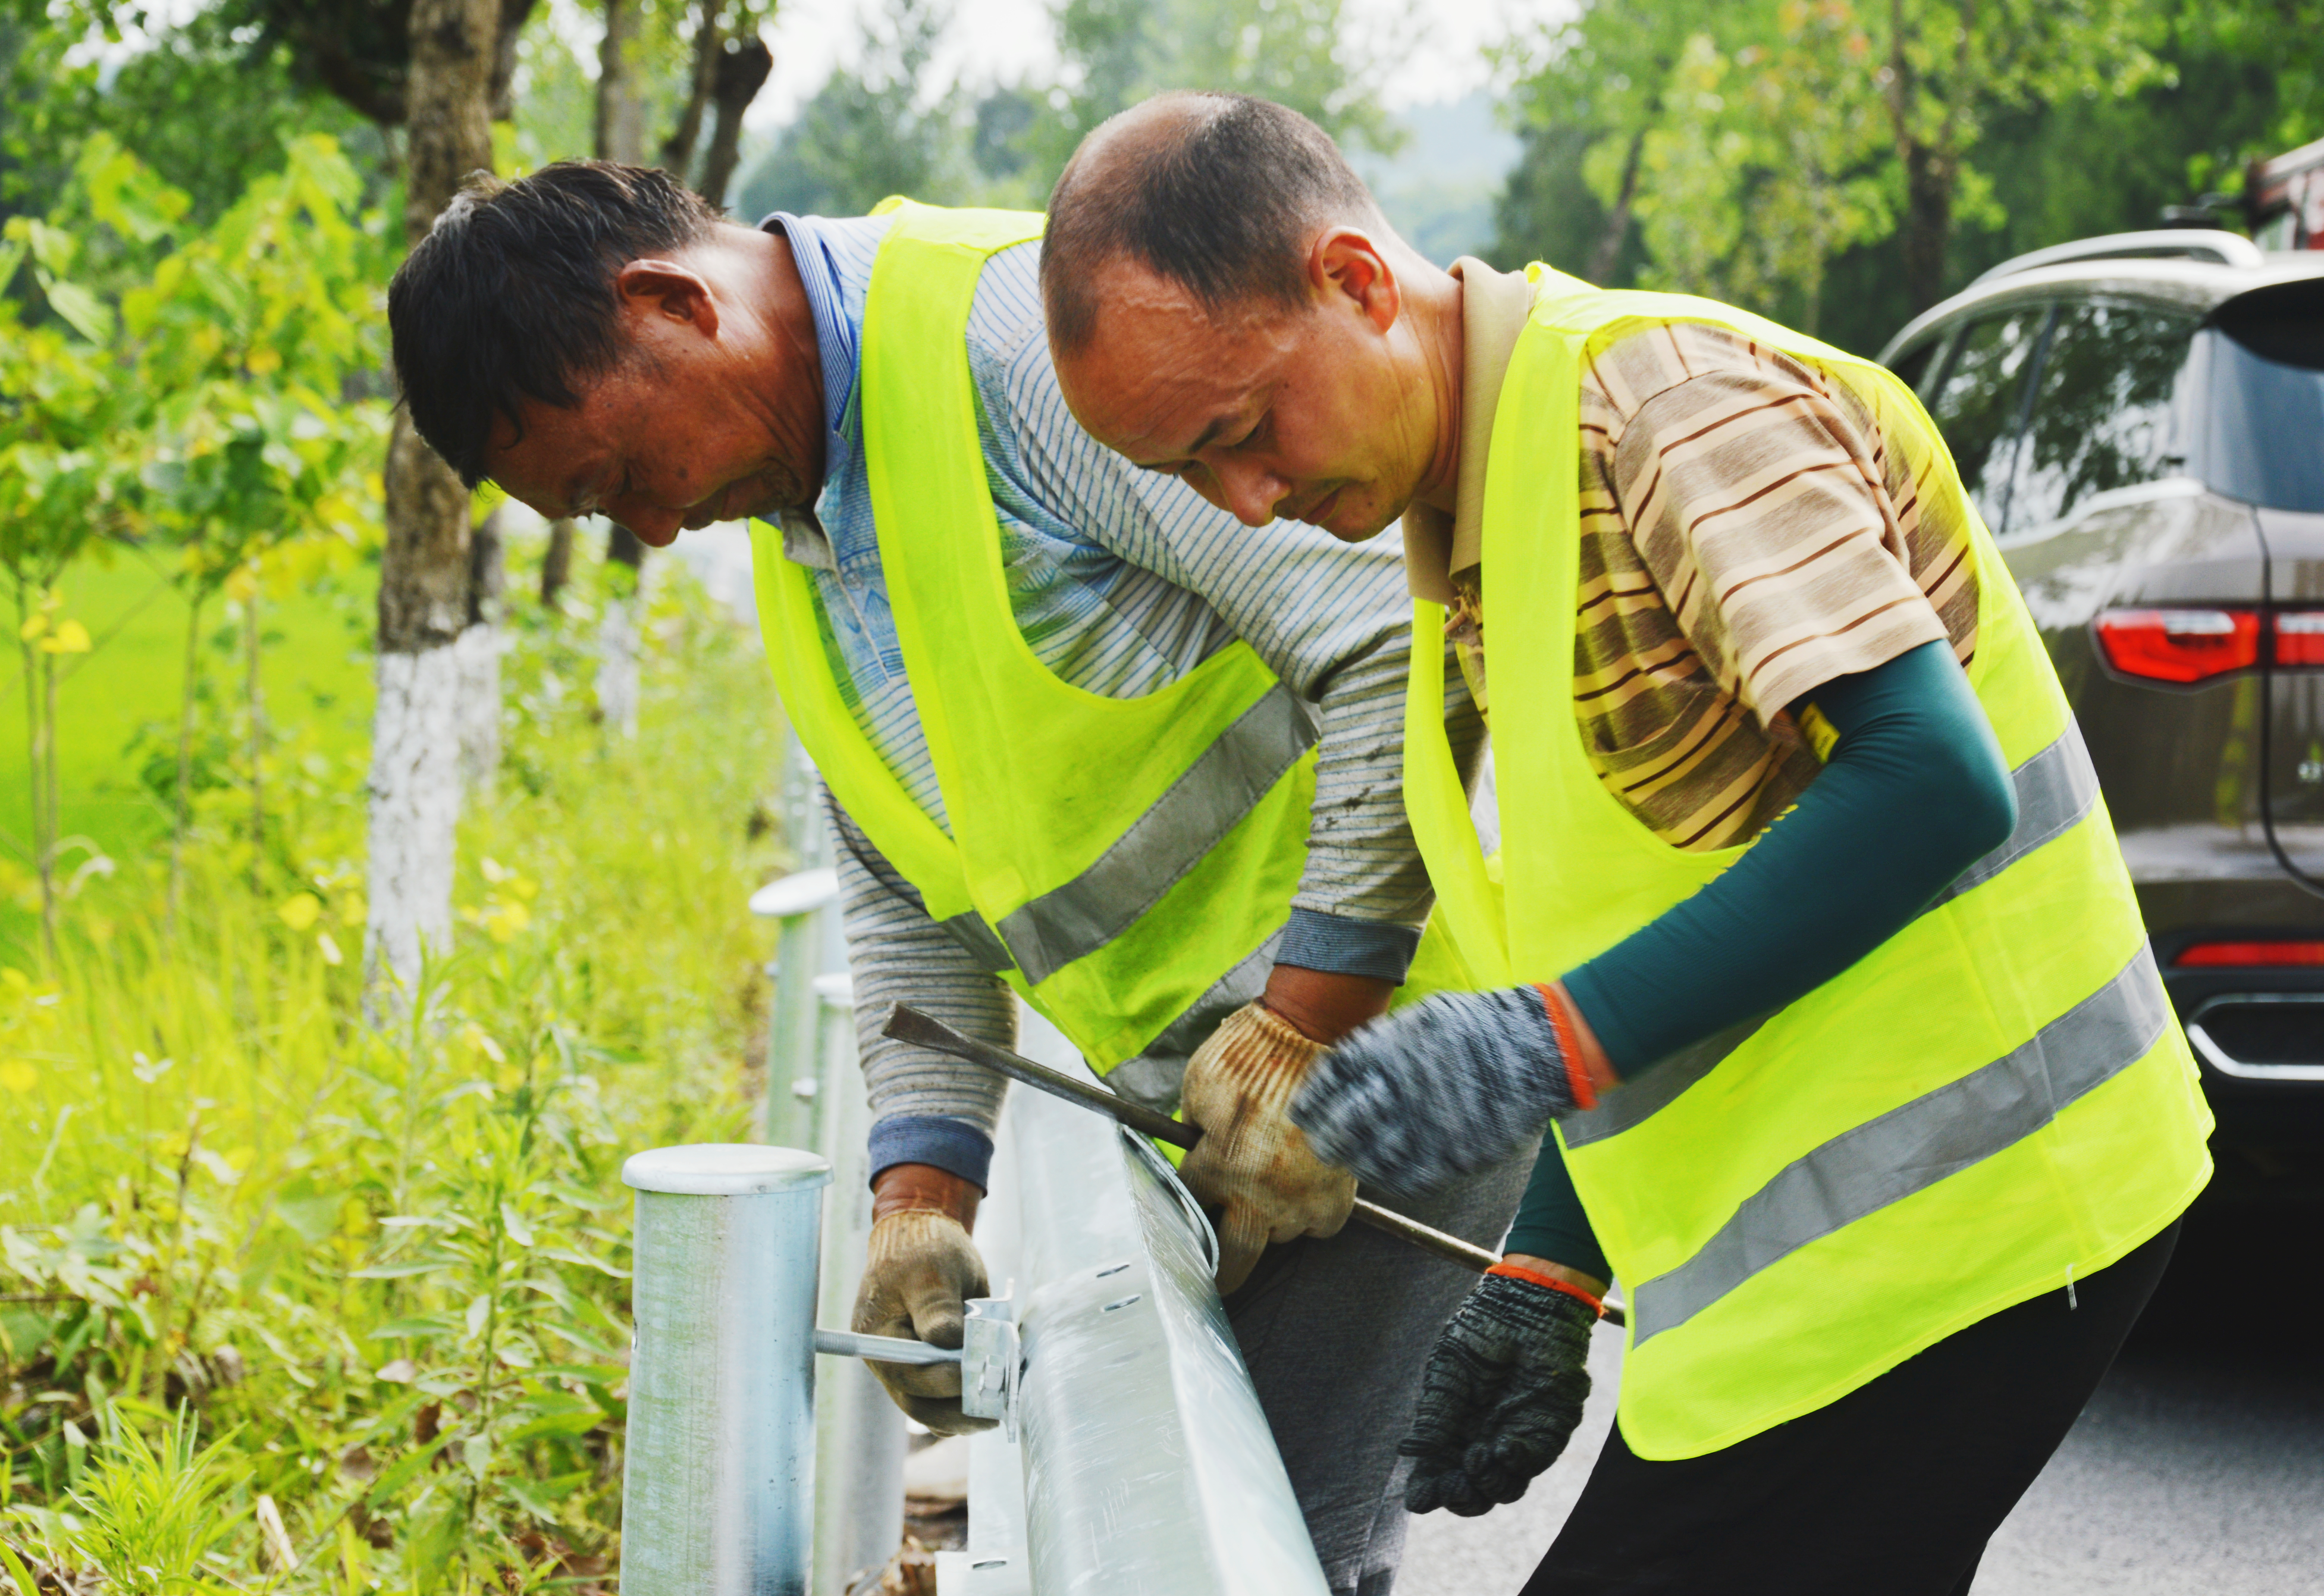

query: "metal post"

left=621, top=1144, right=833, bottom=1596
left=752, top=867, right=840, bottom=1149
left=810, top=970, right=909, bottom=1595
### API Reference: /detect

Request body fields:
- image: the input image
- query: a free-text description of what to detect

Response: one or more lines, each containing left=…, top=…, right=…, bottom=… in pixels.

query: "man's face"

left=1052, top=236, right=1433, bottom=541
left=482, top=249, right=823, bottom=546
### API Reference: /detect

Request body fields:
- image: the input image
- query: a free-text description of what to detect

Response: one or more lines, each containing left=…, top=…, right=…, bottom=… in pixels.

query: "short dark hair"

left=387, top=161, right=723, bottom=487
left=1041, top=92, right=1380, bottom=355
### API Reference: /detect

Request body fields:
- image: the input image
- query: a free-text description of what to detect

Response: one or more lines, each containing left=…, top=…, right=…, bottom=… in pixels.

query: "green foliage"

left=51, top=1404, right=246, bottom=1594
left=1629, top=4, right=1895, bottom=331
left=738, top=0, right=971, bottom=218
left=0, top=560, right=786, bottom=1588
left=0, top=11, right=382, bottom=232
left=1492, top=0, right=2324, bottom=350
left=0, top=131, right=387, bottom=957
left=738, top=0, right=1401, bottom=221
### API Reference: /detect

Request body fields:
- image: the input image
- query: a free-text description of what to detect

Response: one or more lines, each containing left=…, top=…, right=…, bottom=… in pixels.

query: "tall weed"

left=0, top=560, right=789, bottom=1589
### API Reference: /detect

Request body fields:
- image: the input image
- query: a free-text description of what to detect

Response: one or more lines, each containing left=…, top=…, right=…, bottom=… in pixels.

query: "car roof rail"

left=1969, top=230, right=2267, bottom=287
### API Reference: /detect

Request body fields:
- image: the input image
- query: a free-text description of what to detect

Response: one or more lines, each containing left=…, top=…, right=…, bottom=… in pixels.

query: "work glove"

left=851, top=1209, right=996, bottom=1435
left=1178, top=1001, right=1357, bottom=1294
left=1401, top=1268, right=1598, bottom=1516
left=1292, top=986, right=1587, bottom=1197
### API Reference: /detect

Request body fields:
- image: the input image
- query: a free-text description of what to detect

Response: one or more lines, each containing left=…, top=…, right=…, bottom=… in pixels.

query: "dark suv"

left=1880, top=231, right=2324, bottom=1150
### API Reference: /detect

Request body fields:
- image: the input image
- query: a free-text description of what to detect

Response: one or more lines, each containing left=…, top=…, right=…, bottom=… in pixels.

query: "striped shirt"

left=768, top=213, right=1471, bottom=1155
left=1430, top=280, right=1978, bottom=849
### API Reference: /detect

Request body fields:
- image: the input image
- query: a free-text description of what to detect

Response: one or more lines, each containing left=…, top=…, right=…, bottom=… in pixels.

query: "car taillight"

left=2278, top=611, right=2324, bottom=667
left=2094, top=609, right=2260, bottom=683
left=2175, top=940, right=2324, bottom=967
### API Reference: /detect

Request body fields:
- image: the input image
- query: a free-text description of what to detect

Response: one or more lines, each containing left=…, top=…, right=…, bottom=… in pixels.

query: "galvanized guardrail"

left=619, top=742, right=1328, bottom=1594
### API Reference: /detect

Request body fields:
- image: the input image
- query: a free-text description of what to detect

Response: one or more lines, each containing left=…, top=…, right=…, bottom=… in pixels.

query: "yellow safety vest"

left=748, top=202, right=1321, bottom=1098
left=1402, top=269, right=2214, bottom=1460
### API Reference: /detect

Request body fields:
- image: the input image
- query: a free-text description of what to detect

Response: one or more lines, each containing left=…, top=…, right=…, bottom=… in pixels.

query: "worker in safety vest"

left=1044, top=93, right=2213, bottom=1594
left=384, top=160, right=1526, bottom=1593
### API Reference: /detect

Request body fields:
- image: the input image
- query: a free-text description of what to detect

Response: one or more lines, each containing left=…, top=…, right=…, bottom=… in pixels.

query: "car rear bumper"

left=2154, top=917, right=2324, bottom=1143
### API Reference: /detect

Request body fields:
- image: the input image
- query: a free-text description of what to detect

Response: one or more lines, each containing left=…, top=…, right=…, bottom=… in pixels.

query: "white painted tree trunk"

left=455, top=622, right=501, bottom=794
left=365, top=645, right=463, bottom=1009
left=594, top=594, right=641, bottom=738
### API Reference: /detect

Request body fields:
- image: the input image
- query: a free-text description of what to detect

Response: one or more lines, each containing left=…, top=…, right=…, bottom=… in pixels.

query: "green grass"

left=0, top=555, right=377, bottom=952
left=0, top=560, right=798, bottom=1590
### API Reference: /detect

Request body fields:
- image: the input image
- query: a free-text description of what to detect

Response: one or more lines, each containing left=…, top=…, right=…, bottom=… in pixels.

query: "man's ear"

left=616, top=259, right=722, bottom=338
left=1309, top=228, right=1400, bottom=334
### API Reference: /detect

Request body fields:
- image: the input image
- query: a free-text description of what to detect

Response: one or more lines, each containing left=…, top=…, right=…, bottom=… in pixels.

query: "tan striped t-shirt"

left=1441, top=312, right=1979, bottom=851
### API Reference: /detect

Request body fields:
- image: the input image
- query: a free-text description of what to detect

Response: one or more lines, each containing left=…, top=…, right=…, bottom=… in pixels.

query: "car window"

left=2198, top=285, right=2324, bottom=513
left=2007, top=302, right=2198, bottom=532
left=1886, top=338, right=1941, bottom=396
left=1923, top=307, right=2049, bottom=534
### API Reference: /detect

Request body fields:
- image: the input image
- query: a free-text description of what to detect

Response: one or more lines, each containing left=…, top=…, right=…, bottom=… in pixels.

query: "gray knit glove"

left=1290, top=988, right=1576, bottom=1196
left=1401, top=1271, right=1596, bottom=1516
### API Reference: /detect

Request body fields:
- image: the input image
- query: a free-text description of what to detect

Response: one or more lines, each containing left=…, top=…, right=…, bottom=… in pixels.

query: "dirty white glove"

left=1178, top=1001, right=1357, bottom=1293
left=851, top=1209, right=996, bottom=1435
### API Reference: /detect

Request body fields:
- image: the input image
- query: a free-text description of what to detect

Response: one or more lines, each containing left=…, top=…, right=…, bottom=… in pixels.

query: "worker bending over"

left=1043, top=93, right=2212, bottom=1595
left=384, top=160, right=1520, bottom=1596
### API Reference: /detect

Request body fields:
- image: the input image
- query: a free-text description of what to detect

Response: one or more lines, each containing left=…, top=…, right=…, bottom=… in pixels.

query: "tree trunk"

left=1589, top=126, right=1646, bottom=287
left=1900, top=137, right=1953, bottom=315
left=595, top=0, right=644, bottom=165
left=367, top=0, right=497, bottom=1006
left=661, top=2, right=723, bottom=175
left=541, top=517, right=576, bottom=610
left=457, top=507, right=506, bottom=796
left=595, top=520, right=645, bottom=738
left=489, top=0, right=541, bottom=122
left=697, top=36, right=774, bottom=206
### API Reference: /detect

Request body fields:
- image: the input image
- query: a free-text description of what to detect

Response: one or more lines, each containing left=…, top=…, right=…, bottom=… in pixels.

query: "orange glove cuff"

left=1533, top=983, right=1599, bottom=1112
left=1488, top=1259, right=1606, bottom=1318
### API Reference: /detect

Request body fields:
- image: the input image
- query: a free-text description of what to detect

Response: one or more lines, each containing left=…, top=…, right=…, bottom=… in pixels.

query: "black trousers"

left=1523, top=1218, right=2181, bottom=1596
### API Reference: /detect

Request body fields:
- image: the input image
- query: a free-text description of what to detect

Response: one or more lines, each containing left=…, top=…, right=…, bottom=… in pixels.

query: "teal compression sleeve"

left=1563, top=638, right=2017, bottom=1077
left=1504, top=1130, right=1613, bottom=1282
left=1500, top=639, right=2015, bottom=1271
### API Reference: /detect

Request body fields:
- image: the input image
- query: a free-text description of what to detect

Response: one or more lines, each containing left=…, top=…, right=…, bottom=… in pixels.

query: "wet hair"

left=1040, top=92, right=1381, bottom=355
left=387, top=161, right=723, bottom=487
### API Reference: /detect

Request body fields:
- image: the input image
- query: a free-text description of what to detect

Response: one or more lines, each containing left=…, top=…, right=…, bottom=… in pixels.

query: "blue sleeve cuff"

left=1274, top=908, right=1423, bottom=985
left=868, top=1115, right=995, bottom=1191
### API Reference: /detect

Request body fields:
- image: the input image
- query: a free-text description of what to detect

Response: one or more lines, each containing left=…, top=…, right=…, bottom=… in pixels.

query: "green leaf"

left=272, top=1191, right=341, bottom=1244
left=523, top=1363, right=627, bottom=1387
left=365, top=1429, right=459, bottom=1506
left=535, top=1247, right=629, bottom=1279
left=0, top=1536, right=41, bottom=1596
left=349, top=1256, right=459, bottom=1280
left=38, top=278, right=114, bottom=344
left=500, top=1407, right=606, bottom=1444
left=501, top=1469, right=592, bottom=1519
left=368, top=1318, right=453, bottom=1340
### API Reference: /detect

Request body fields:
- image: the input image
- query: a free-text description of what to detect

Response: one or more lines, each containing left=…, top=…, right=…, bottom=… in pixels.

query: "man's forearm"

left=824, top=789, right=1017, bottom=1174
left=1561, top=641, right=2015, bottom=1078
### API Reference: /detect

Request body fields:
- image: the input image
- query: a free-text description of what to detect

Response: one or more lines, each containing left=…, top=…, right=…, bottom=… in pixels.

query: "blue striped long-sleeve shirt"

left=767, top=211, right=1479, bottom=1187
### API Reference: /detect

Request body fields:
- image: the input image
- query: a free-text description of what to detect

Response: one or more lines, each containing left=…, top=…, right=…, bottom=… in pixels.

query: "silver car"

left=1879, top=231, right=2324, bottom=1150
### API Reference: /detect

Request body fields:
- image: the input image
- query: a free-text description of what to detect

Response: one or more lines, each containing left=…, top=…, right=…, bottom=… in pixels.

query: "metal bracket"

left=960, top=1294, right=1021, bottom=1441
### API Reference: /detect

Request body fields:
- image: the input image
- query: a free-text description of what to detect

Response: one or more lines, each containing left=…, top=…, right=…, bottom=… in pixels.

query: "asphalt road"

left=1399, top=1193, right=2324, bottom=1595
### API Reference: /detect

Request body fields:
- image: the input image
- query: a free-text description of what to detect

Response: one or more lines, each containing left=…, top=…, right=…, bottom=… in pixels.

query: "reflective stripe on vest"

left=1400, top=270, right=2213, bottom=1459
left=1560, top=718, right=2106, bottom=1153
left=748, top=200, right=1322, bottom=1076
